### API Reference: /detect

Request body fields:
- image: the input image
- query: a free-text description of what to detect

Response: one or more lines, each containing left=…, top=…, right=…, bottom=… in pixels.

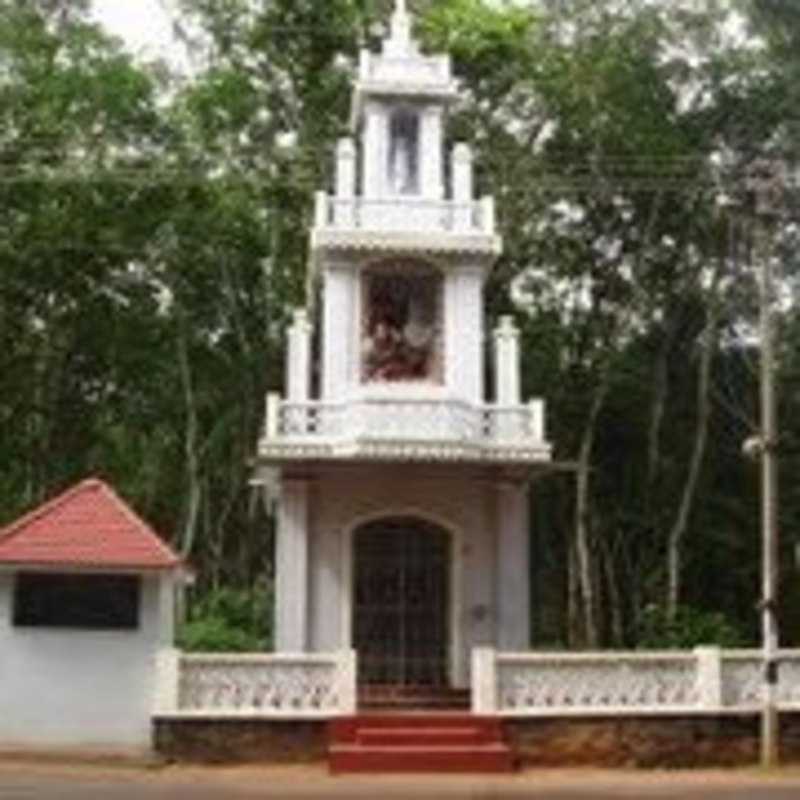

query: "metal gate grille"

left=353, top=518, right=450, bottom=687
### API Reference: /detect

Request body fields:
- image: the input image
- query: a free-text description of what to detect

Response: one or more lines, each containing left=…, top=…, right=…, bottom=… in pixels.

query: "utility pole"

left=746, top=159, right=784, bottom=768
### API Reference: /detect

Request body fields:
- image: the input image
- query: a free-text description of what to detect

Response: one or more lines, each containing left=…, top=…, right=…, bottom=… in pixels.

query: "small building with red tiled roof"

left=0, top=478, right=181, bottom=753
left=0, top=478, right=181, bottom=571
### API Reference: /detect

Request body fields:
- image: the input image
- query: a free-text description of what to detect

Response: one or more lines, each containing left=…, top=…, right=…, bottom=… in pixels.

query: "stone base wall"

left=153, top=719, right=327, bottom=765
left=507, top=713, right=800, bottom=768
left=153, top=713, right=800, bottom=767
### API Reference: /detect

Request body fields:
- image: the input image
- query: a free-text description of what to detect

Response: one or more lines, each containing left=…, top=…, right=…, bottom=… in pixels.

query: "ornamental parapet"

left=258, top=396, right=552, bottom=465
left=311, top=194, right=501, bottom=259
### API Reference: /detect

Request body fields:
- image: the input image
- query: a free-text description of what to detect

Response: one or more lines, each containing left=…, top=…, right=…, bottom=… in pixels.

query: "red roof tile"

left=0, top=478, right=180, bottom=570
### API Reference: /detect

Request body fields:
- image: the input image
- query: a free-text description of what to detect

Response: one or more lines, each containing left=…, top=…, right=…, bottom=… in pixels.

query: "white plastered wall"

left=0, top=570, right=175, bottom=752
left=304, top=467, right=518, bottom=687
left=321, top=258, right=486, bottom=406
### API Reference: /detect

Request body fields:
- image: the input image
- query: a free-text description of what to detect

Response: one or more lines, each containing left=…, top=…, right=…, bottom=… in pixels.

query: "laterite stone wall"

left=153, top=719, right=327, bottom=764
left=507, top=713, right=800, bottom=768
left=154, top=713, right=800, bottom=767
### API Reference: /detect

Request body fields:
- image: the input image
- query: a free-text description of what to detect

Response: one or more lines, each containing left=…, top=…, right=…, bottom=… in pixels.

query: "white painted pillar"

left=338, top=649, right=358, bottom=714
left=322, top=266, right=351, bottom=400
left=287, top=308, right=312, bottom=403
left=480, top=195, right=496, bottom=234
left=362, top=102, right=386, bottom=198
left=334, top=137, right=356, bottom=227
left=314, top=190, right=328, bottom=228
left=528, top=398, right=546, bottom=442
left=156, top=571, right=177, bottom=647
left=695, top=646, right=723, bottom=709
left=496, top=481, right=530, bottom=651
left=445, top=267, right=484, bottom=403
left=452, top=143, right=473, bottom=231
left=153, top=648, right=181, bottom=714
left=494, top=315, right=521, bottom=407
left=358, top=48, right=370, bottom=81
left=275, top=478, right=310, bottom=652
left=494, top=314, right=522, bottom=450
left=264, top=392, right=281, bottom=438
left=471, top=647, right=498, bottom=714
left=421, top=106, right=444, bottom=200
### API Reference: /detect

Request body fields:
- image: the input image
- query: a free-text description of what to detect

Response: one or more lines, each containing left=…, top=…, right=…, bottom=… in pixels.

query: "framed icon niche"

left=361, top=262, right=444, bottom=384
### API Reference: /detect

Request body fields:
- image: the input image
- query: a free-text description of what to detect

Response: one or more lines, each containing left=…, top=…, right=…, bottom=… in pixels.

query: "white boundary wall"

left=155, top=650, right=357, bottom=719
left=472, top=647, right=800, bottom=716
left=0, top=570, right=175, bottom=752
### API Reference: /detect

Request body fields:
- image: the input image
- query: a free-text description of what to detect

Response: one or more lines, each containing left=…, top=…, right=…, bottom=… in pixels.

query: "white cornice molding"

left=311, top=229, right=502, bottom=260
left=257, top=438, right=552, bottom=466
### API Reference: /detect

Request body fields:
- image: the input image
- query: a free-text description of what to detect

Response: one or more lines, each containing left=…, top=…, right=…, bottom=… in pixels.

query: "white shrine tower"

left=257, top=1, right=551, bottom=692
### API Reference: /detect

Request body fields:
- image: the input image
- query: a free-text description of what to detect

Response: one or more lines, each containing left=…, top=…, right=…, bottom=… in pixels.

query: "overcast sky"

left=91, top=0, right=176, bottom=59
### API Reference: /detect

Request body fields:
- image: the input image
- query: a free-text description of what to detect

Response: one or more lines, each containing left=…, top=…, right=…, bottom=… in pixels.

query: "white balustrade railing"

left=317, top=194, right=492, bottom=235
left=488, top=650, right=701, bottom=715
left=155, top=647, right=800, bottom=720
left=364, top=54, right=451, bottom=85
left=720, top=651, right=762, bottom=708
left=777, top=656, right=800, bottom=706
left=483, top=402, right=545, bottom=442
left=721, top=650, right=800, bottom=708
left=473, top=647, right=800, bottom=716
left=271, top=398, right=546, bottom=446
left=154, top=650, right=356, bottom=718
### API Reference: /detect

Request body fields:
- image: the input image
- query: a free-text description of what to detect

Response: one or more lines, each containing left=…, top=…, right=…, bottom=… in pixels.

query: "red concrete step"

left=329, top=743, right=514, bottom=774
left=330, top=714, right=504, bottom=743
left=357, top=725, right=486, bottom=747
left=328, top=714, right=515, bottom=774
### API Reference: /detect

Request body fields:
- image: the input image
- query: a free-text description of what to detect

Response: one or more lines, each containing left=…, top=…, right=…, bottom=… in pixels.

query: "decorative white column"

left=314, top=191, right=328, bottom=228
left=264, top=392, right=281, bottom=438
left=421, top=106, right=444, bottom=200
left=445, top=267, right=484, bottom=403
left=362, top=102, right=387, bottom=199
left=452, top=143, right=473, bottom=230
left=275, top=478, right=310, bottom=652
left=287, top=308, right=312, bottom=403
left=494, top=315, right=521, bottom=406
left=480, top=195, right=496, bottom=234
left=695, top=646, right=723, bottom=709
left=156, top=571, right=177, bottom=647
left=528, top=398, right=545, bottom=442
left=322, top=264, right=352, bottom=400
left=334, top=138, right=356, bottom=227
left=153, top=648, right=181, bottom=714
left=471, top=647, right=498, bottom=714
left=495, top=481, right=530, bottom=651
left=338, top=649, right=358, bottom=714
left=358, top=48, right=370, bottom=81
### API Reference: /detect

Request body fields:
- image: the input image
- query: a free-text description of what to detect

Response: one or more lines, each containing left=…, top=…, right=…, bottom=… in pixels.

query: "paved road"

left=3, top=763, right=800, bottom=799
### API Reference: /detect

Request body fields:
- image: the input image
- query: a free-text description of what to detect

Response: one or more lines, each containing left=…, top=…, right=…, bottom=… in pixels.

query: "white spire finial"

left=387, top=0, right=415, bottom=55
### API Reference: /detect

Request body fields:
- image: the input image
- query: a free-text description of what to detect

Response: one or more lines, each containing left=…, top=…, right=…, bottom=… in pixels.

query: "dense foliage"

left=1, top=0, right=799, bottom=649
left=178, top=585, right=272, bottom=652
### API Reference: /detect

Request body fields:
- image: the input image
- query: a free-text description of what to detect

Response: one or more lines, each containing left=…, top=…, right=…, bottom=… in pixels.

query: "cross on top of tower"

left=385, top=0, right=417, bottom=57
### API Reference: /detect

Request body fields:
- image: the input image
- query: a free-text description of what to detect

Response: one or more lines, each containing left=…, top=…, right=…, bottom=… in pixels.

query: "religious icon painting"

left=361, top=262, right=443, bottom=384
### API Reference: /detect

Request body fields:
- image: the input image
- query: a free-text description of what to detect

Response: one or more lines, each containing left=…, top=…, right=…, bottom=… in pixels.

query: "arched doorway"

left=353, top=517, right=450, bottom=687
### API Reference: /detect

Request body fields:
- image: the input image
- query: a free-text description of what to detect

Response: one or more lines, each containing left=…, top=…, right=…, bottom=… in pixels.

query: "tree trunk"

left=601, top=538, right=624, bottom=646
left=567, top=540, right=581, bottom=647
left=646, top=321, right=677, bottom=506
left=574, top=378, right=610, bottom=647
left=176, top=312, right=202, bottom=560
left=666, top=301, right=720, bottom=619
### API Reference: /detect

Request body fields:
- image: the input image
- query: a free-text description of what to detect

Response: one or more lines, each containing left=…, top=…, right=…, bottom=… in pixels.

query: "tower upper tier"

left=311, top=0, right=501, bottom=264
left=257, top=2, right=550, bottom=468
